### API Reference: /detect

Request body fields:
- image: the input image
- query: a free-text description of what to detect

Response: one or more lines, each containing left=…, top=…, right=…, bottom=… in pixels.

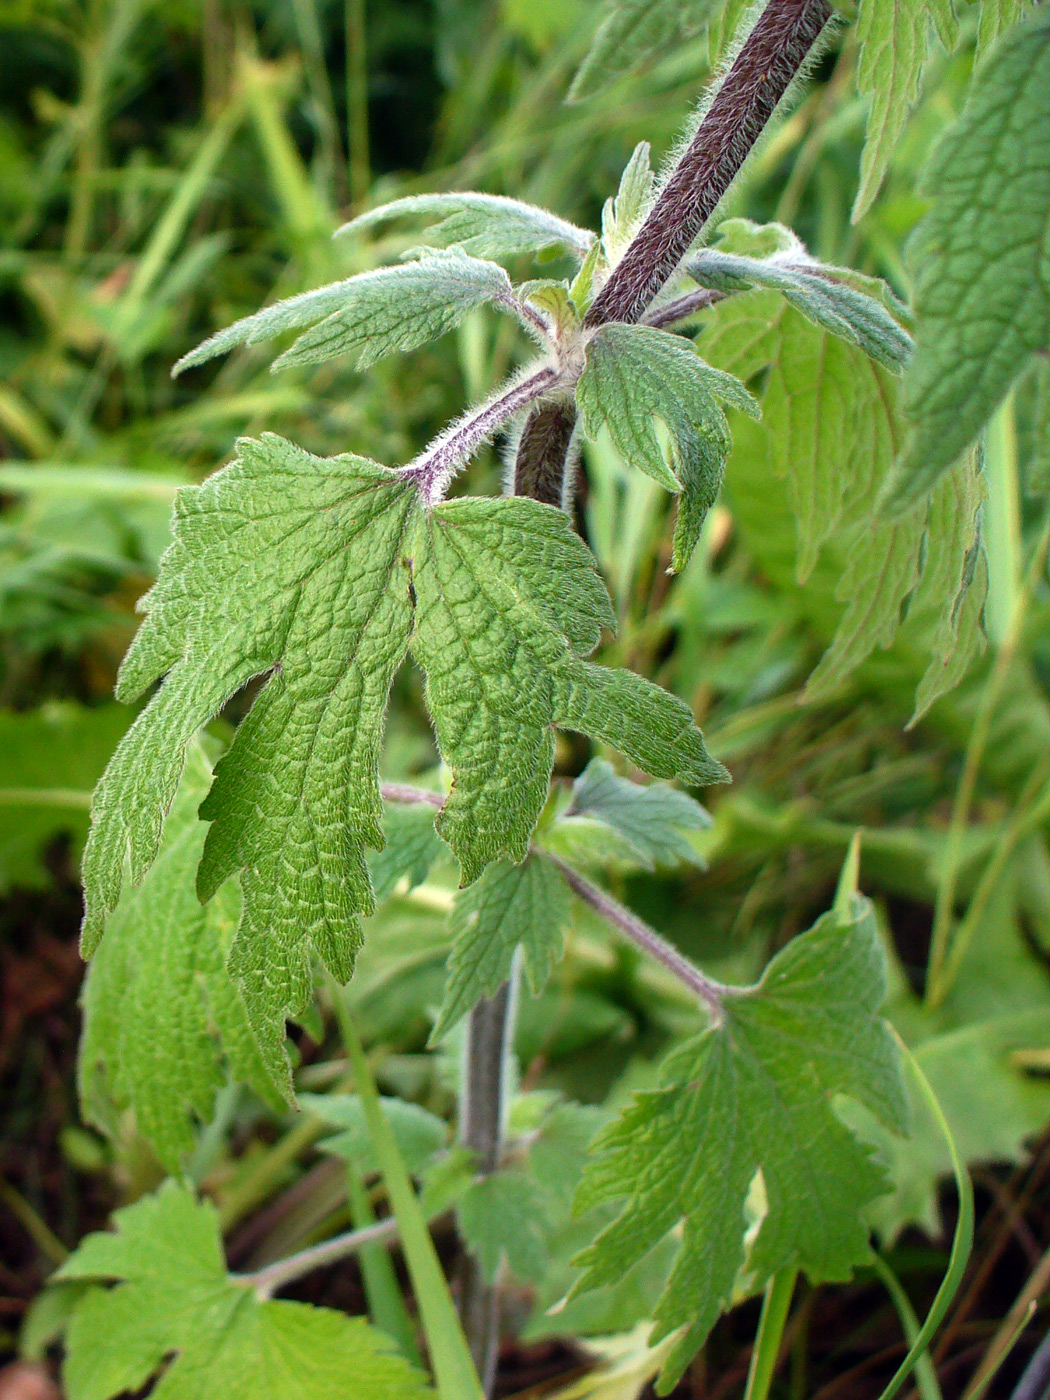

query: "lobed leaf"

left=368, top=801, right=447, bottom=901
left=576, top=322, right=757, bottom=571
left=55, top=1182, right=434, bottom=1400
left=173, top=250, right=516, bottom=376
left=431, top=855, right=572, bottom=1040
left=890, top=11, right=1050, bottom=506
left=337, top=193, right=594, bottom=262
left=84, top=438, right=726, bottom=1053
left=572, top=894, right=908, bottom=1391
left=80, top=742, right=290, bottom=1169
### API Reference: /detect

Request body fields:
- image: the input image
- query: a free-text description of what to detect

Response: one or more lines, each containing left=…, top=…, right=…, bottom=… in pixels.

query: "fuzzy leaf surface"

left=411, top=494, right=728, bottom=881
left=302, top=1093, right=448, bottom=1175
left=686, top=231, right=912, bottom=370
left=561, top=759, right=711, bottom=870
left=173, top=250, right=515, bottom=375
left=891, top=11, right=1050, bottom=505
left=576, top=323, right=757, bottom=571
left=337, top=194, right=594, bottom=261
left=82, top=435, right=417, bottom=1049
left=432, top=855, right=572, bottom=1039
left=456, top=1172, right=550, bottom=1283
left=55, top=1182, right=433, bottom=1400
left=573, top=894, right=907, bottom=1391
left=80, top=743, right=289, bottom=1169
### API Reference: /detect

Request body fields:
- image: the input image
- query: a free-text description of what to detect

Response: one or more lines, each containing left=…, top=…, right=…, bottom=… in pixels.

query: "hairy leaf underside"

left=82, top=434, right=725, bottom=1061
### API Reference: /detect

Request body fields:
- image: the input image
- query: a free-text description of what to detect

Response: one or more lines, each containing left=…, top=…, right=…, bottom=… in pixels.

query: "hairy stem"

left=404, top=363, right=558, bottom=505
left=545, top=854, right=726, bottom=1020
left=584, top=0, right=833, bottom=328
left=456, top=974, right=518, bottom=1392
left=512, top=400, right=579, bottom=506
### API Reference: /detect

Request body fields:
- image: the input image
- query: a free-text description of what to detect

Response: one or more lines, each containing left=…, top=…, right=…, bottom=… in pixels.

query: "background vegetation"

left=2, top=1, right=1050, bottom=1395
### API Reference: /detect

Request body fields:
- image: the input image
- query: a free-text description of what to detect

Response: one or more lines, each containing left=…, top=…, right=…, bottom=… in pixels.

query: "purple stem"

left=402, top=364, right=558, bottom=505
left=643, top=286, right=726, bottom=330
left=584, top=0, right=833, bottom=329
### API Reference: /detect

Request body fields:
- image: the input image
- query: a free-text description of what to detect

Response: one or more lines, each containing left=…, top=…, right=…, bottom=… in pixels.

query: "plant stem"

left=584, top=0, right=833, bottom=329
left=545, top=853, right=726, bottom=1019
left=456, top=974, right=518, bottom=1393
left=404, top=364, right=559, bottom=505
left=744, top=1270, right=797, bottom=1400
left=512, top=400, right=579, bottom=506
left=243, top=1216, right=400, bottom=1298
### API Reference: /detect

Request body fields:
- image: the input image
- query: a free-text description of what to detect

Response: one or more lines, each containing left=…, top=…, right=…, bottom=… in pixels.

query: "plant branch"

left=543, top=854, right=727, bottom=1020
left=584, top=0, right=833, bottom=329
left=643, top=287, right=726, bottom=330
left=240, top=1216, right=400, bottom=1299
left=380, top=781, right=443, bottom=807
left=403, top=363, right=559, bottom=505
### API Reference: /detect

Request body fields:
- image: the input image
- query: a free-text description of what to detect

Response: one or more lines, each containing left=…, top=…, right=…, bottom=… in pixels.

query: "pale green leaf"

left=411, top=495, right=728, bottom=882
left=301, top=1093, right=448, bottom=1175
left=569, top=0, right=714, bottom=102
left=976, top=0, right=1033, bottom=57
left=573, top=895, right=907, bottom=1390
left=173, top=250, right=516, bottom=375
left=336, top=193, right=595, bottom=261
left=368, top=801, right=447, bottom=901
left=890, top=12, right=1050, bottom=506
left=80, top=742, right=290, bottom=1170
left=82, top=436, right=417, bottom=1055
left=560, top=758, right=711, bottom=870
left=852, top=0, right=957, bottom=222
left=55, top=1182, right=433, bottom=1400
left=1027, top=358, right=1050, bottom=494
left=0, top=703, right=129, bottom=892
left=432, top=856, right=572, bottom=1039
left=687, top=228, right=912, bottom=370
left=576, top=323, right=757, bottom=571
left=601, top=142, right=654, bottom=265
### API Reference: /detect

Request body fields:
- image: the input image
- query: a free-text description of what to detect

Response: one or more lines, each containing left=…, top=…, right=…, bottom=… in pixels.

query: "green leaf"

left=80, top=742, right=290, bottom=1170
left=576, top=323, right=757, bottom=571
left=82, top=436, right=417, bottom=1051
left=84, top=438, right=726, bottom=1056
left=687, top=223, right=912, bottom=370
left=173, top=250, right=517, bottom=375
left=0, top=703, right=130, bottom=892
left=702, top=290, right=901, bottom=582
left=336, top=193, right=595, bottom=262
left=1027, top=358, right=1050, bottom=495
left=560, top=758, right=711, bottom=870
left=431, top=856, right=572, bottom=1040
left=890, top=11, right=1050, bottom=506
left=569, top=0, right=714, bottom=102
left=54, top=1181, right=434, bottom=1400
left=601, top=142, right=654, bottom=265
left=368, top=801, right=446, bottom=901
left=572, top=894, right=907, bottom=1391
left=456, top=1171, right=550, bottom=1283
left=852, top=0, right=957, bottom=222
left=412, top=494, right=728, bottom=881
left=301, top=1093, right=448, bottom=1175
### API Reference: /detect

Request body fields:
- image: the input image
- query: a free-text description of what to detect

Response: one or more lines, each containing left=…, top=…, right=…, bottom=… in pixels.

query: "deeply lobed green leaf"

left=54, top=1181, right=434, bottom=1400
left=572, top=894, right=908, bottom=1391
left=83, top=436, right=725, bottom=1053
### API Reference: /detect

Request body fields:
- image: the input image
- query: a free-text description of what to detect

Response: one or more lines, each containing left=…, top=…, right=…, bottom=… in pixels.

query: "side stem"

left=584, top=0, right=833, bottom=328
